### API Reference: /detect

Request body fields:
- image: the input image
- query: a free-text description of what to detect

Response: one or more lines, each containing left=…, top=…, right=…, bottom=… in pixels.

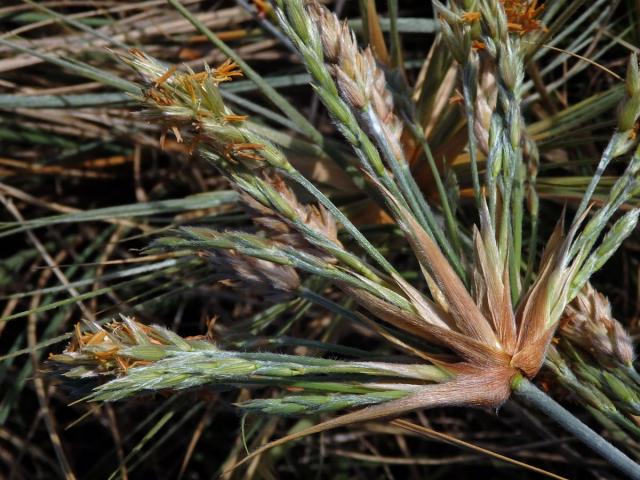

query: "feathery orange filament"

left=147, top=88, right=173, bottom=106
left=472, top=40, right=486, bottom=51
left=188, top=71, right=209, bottom=83
left=188, top=132, right=205, bottom=154
left=213, top=59, right=244, bottom=83
left=154, top=66, right=177, bottom=87
left=252, top=0, right=272, bottom=18
left=449, top=91, right=464, bottom=105
left=223, top=114, right=249, bottom=123
left=223, top=142, right=265, bottom=162
left=501, top=0, right=546, bottom=34
left=181, top=77, right=197, bottom=103
left=461, top=11, right=481, bottom=23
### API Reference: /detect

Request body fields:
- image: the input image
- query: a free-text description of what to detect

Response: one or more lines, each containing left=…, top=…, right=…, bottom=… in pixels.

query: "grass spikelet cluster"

left=3, top=0, right=640, bottom=478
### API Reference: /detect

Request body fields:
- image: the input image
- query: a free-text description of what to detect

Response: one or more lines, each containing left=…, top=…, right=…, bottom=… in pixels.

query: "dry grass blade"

left=391, top=419, right=569, bottom=480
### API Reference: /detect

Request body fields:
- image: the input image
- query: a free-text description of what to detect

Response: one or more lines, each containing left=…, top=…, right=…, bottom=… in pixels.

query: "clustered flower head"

left=241, top=177, right=341, bottom=261
left=501, top=0, right=546, bottom=34
left=305, top=1, right=405, bottom=161
left=123, top=49, right=286, bottom=169
left=49, top=316, right=215, bottom=380
left=560, top=284, right=635, bottom=367
left=208, top=247, right=302, bottom=296
left=50, top=318, right=451, bottom=404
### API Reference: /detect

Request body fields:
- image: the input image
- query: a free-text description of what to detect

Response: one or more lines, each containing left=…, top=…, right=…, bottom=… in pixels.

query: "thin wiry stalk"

left=387, top=0, right=403, bottom=70
left=404, top=119, right=463, bottom=257
left=568, top=145, right=640, bottom=264
left=462, top=58, right=484, bottom=210
left=523, top=138, right=540, bottom=292
left=573, top=54, right=640, bottom=222
left=570, top=208, right=640, bottom=296
left=513, top=376, right=640, bottom=480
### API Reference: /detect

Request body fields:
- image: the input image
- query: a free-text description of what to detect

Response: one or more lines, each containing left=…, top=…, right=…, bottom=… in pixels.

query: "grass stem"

left=513, top=376, right=640, bottom=479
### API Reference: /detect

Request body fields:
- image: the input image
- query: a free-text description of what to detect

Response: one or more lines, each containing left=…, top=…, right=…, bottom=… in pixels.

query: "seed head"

left=242, top=176, right=341, bottom=260
left=560, top=284, right=635, bottom=367
left=306, top=1, right=404, bottom=156
left=501, top=0, right=546, bottom=35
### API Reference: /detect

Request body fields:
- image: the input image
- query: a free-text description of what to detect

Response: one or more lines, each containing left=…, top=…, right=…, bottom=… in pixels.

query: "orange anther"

left=461, top=11, right=481, bottom=23
left=154, top=66, right=177, bottom=88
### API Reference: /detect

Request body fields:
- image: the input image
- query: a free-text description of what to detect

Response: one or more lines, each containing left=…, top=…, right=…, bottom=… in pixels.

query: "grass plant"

left=3, top=0, right=640, bottom=478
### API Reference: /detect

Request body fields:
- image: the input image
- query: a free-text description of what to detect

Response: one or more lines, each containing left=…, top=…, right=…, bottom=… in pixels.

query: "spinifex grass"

left=41, top=0, right=640, bottom=478
left=3, top=0, right=640, bottom=478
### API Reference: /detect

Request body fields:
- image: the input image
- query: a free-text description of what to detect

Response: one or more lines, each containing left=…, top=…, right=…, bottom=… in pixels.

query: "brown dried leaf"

left=372, top=176, right=500, bottom=349
left=365, top=0, right=390, bottom=66
left=342, top=284, right=509, bottom=367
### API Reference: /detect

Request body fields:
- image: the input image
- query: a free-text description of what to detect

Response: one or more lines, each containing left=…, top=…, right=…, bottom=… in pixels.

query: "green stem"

left=405, top=119, right=466, bottom=277
left=282, top=168, right=400, bottom=278
left=388, top=0, right=403, bottom=70
left=462, top=63, right=483, bottom=211
left=572, top=134, right=619, bottom=225
left=361, top=106, right=465, bottom=281
left=512, top=376, right=640, bottom=479
left=522, top=189, right=539, bottom=292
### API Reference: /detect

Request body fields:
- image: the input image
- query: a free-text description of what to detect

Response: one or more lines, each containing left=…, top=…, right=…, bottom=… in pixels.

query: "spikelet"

left=560, top=283, right=635, bottom=367
left=306, top=0, right=405, bottom=160
left=122, top=49, right=291, bottom=170
left=241, top=175, right=341, bottom=261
